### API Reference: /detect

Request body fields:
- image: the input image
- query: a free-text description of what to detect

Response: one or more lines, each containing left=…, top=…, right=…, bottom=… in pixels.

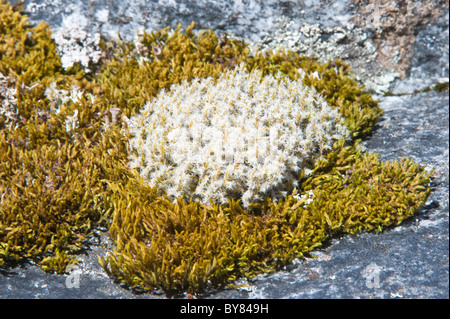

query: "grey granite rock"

left=214, top=90, right=449, bottom=299
left=1, top=0, right=448, bottom=299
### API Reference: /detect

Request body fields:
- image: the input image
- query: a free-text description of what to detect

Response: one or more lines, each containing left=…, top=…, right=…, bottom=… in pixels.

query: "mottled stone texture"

left=1, top=0, right=448, bottom=299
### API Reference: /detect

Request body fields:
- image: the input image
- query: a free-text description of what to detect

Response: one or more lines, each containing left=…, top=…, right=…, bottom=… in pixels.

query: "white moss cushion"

left=127, top=65, right=348, bottom=207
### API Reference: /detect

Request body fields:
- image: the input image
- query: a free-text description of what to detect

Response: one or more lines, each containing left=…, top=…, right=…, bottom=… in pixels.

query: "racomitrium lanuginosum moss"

left=0, top=1, right=431, bottom=295
left=126, top=64, right=349, bottom=207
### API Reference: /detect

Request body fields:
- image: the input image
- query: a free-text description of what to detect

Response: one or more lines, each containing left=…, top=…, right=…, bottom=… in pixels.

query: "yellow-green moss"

left=0, top=2, right=431, bottom=296
left=433, top=81, right=449, bottom=92
left=0, top=1, right=113, bottom=271
left=99, top=140, right=431, bottom=294
left=0, top=1, right=63, bottom=85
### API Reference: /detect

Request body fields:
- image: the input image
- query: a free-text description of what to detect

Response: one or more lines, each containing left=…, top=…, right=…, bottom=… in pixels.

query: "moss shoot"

left=0, top=1, right=431, bottom=295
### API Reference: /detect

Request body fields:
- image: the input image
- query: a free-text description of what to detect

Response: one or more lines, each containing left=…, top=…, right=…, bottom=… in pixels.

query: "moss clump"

left=0, top=2, right=431, bottom=295
left=245, top=52, right=383, bottom=139
left=126, top=65, right=349, bottom=207
left=94, top=22, right=251, bottom=119
left=95, top=25, right=428, bottom=294
left=433, top=81, right=449, bottom=92
left=100, top=140, right=430, bottom=294
left=0, top=1, right=62, bottom=85
left=0, top=1, right=118, bottom=271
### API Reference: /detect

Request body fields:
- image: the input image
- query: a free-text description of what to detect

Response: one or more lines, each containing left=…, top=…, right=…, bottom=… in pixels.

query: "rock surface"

left=1, top=0, right=448, bottom=299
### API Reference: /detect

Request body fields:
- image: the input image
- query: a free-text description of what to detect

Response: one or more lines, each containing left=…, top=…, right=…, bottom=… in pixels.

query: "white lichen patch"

left=51, top=9, right=101, bottom=71
left=249, top=17, right=377, bottom=63
left=64, top=109, right=79, bottom=133
left=0, top=72, right=19, bottom=129
left=248, top=17, right=400, bottom=94
left=293, top=190, right=315, bottom=208
left=127, top=65, right=348, bottom=207
left=44, top=82, right=96, bottom=134
left=44, top=82, right=84, bottom=114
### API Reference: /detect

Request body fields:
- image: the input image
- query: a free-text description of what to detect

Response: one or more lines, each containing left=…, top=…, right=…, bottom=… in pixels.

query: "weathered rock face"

left=1, top=0, right=448, bottom=298
left=15, top=0, right=448, bottom=94
left=352, top=0, right=446, bottom=78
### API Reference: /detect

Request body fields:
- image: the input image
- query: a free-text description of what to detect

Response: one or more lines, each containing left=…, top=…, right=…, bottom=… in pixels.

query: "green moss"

left=433, top=81, right=449, bottom=92
left=99, top=140, right=430, bottom=294
left=0, top=0, right=64, bottom=85
left=0, top=1, right=112, bottom=271
left=93, top=22, right=250, bottom=118
left=0, top=3, right=431, bottom=295
left=383, top=80, right=449, bottom=97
